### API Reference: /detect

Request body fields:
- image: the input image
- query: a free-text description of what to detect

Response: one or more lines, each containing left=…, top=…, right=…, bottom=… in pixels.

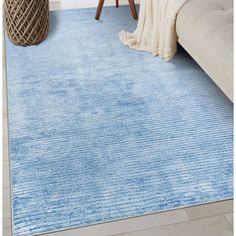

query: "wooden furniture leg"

left=95, top=0, right=105, bottom=20
left=95, top=0, right=138, bottom=20
left=128, top=0, right=138, bottom=20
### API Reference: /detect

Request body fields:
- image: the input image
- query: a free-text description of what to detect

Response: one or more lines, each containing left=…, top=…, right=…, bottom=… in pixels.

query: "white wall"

left=50, top=0, right=139, bottom=7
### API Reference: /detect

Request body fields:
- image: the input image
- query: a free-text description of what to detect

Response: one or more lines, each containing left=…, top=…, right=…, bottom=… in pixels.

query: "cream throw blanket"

left=119, top=0, right=188, bottom=60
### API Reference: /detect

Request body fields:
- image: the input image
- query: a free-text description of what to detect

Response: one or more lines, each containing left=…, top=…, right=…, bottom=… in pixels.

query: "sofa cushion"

left=176, top=0, right=233, bottom=101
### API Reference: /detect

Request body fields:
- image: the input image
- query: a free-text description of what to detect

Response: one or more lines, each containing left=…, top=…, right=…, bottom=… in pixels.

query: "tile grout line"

left=223, top=213, right=234, bottom=229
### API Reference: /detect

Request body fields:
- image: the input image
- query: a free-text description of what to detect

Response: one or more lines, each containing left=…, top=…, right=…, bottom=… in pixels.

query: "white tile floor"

left=3, top=1, right=234, bottom=235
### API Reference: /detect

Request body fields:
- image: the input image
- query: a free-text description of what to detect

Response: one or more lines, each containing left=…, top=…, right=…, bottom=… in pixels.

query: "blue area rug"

left=6, top=6, right=233, bottom=236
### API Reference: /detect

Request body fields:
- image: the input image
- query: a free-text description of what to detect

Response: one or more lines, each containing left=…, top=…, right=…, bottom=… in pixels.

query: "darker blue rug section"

left=6, top=6, right=233, bottom=236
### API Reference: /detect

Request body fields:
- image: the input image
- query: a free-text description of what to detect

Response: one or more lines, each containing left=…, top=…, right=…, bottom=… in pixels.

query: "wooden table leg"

left=95, top=0, right=105, bottom=20
left=116, top=0, right=119, bottom=8
left=128, top=0, right=138, bottom=20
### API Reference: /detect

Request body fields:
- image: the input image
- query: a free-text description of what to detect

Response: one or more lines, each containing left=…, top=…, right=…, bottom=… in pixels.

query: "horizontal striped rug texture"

left=6, top=6, right=233, bottom=236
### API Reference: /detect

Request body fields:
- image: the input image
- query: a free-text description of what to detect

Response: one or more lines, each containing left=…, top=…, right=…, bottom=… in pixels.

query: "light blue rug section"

left=6, top=6, right=233, bottom=236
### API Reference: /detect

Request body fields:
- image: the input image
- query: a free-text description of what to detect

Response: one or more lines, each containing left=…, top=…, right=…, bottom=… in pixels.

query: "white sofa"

left=176, top=0, right=233, bottom=102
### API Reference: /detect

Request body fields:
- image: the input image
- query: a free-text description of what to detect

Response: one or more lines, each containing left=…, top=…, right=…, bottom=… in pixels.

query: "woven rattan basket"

left=4, top=0, right=49, bottom=46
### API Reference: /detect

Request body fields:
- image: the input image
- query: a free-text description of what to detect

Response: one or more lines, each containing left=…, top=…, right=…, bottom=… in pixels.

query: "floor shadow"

left=47, top=11, right=59, bottom=39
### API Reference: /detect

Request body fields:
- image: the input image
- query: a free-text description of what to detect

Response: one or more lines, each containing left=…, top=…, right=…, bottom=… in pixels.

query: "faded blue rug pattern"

left=6, top=6, right=233, bottom=236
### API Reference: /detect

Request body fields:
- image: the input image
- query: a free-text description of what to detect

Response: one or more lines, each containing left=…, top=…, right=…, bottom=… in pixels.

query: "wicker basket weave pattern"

left=4, top=0, right=49, bottom=46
